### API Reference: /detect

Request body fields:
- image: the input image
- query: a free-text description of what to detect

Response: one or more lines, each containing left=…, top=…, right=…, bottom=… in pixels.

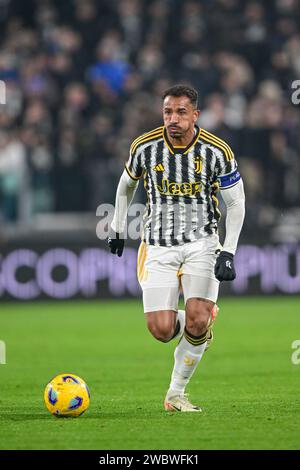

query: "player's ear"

left=193, top=109, right=200, bottom=123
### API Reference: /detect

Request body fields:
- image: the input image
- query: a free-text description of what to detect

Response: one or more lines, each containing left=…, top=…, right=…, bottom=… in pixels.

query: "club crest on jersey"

left=156, top=179, right=202, bottom=196
left=194, top=155, right=203, bottom=174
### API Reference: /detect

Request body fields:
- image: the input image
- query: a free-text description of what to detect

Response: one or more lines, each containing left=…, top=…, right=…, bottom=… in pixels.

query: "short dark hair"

left=162, top=84, right=198, bottom=108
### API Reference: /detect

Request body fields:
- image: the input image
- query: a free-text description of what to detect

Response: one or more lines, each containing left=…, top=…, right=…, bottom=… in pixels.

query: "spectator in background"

left=88, top=32, right=130, bottom=99
left=0, top=0, right=299, bottom=241
left=0, top=128, right=28, bottom=222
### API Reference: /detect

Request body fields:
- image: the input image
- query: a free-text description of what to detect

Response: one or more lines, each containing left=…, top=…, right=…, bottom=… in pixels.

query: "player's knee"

left=146, top=319, right=173, bottom=343
left=186, top=317, right=208, bottom=336
left=186, top=304, right=211, bottom=335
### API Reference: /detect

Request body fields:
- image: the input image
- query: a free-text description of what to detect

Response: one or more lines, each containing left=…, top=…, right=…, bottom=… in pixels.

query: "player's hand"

left=214, top=251, right=236, bottom=281
left=108, top=229, right=124, bottom=257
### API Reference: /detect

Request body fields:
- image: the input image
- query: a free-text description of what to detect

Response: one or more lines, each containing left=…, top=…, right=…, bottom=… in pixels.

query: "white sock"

left=172, top=309, right=186, bottom=340
left=168, top=329, right=207, bottom=396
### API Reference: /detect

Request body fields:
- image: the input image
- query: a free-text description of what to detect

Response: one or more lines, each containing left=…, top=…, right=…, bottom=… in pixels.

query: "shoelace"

left=177, top=394, right=198, bottom=408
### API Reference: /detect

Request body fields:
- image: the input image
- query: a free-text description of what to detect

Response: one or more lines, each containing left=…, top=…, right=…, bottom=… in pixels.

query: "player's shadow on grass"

left=1, top=409, right=183, bottom=421
left=94, top=410, right=183, bottom=420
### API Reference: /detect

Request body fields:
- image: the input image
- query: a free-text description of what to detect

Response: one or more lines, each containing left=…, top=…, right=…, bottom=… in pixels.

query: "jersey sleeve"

left=214, top=147, right=241, bottom=190
left=125, top=146, right=144, bottom=181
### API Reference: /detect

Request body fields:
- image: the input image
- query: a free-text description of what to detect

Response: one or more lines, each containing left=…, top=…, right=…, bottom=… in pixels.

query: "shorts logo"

left=156, top=179, right=202, bottom=196
left=194, top=155, right=203, bottom=175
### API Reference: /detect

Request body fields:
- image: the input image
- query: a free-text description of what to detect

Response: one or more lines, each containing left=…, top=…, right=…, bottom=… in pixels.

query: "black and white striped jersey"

left=125, top=125, right=241, bottom=247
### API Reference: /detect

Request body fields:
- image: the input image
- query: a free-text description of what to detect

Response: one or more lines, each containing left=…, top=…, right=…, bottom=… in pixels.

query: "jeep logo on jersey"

left=194, top=155, right=203, bottom=174
left=156, top=179, right=202, bottom=197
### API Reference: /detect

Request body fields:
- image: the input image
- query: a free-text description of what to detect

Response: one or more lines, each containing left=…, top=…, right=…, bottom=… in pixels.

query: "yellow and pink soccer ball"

left=44, top=373, right=90, bottom=417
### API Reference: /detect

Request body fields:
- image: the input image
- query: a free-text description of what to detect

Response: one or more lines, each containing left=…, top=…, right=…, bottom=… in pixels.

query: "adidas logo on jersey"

left=153, top=163, right=165, bottom=172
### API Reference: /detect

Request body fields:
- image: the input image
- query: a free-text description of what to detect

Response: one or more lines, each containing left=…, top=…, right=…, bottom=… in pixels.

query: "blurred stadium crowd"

left=0, top=0, right=300, bottom=238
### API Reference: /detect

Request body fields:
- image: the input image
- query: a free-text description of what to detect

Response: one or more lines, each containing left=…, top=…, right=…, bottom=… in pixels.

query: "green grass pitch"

left=0, top=297, right=299, bottom=450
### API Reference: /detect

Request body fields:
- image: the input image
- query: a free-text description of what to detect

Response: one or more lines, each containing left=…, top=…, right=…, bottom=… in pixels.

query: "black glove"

left=215, top=251, right=236, bottom=281
left=108, top=229, right=124, bottom=257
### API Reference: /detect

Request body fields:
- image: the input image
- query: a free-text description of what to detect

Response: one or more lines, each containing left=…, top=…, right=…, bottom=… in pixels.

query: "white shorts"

left=137, top=234, right=220, bottom=313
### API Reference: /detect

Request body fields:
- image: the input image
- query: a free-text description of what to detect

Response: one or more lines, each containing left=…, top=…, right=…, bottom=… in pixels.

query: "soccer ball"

left=44, top=373, right=90, bottom=417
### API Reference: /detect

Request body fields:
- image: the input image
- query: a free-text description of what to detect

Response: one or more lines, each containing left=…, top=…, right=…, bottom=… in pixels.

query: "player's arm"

left=108, top=144, right=143, bottom=257
left=108, top=170, right=139, bottom=257
left=215, top=168, right=245, bottom=281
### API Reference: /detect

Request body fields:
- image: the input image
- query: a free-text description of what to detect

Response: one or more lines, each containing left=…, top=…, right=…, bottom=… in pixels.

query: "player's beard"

left=168, top=126, right=184, bottom=138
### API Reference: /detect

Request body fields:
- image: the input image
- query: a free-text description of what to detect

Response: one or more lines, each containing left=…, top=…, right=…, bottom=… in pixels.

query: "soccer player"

left=108, top=85, right=245, bottom=412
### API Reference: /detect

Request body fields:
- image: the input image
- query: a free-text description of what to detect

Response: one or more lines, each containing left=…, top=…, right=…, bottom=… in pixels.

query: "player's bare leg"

left=205, top=303, right=219, bottom=351
left=145, top=310, right=178, bottom=343
left=164, top=298, right=215, bottom=412
left=174, top=305, right=219, bottom=348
